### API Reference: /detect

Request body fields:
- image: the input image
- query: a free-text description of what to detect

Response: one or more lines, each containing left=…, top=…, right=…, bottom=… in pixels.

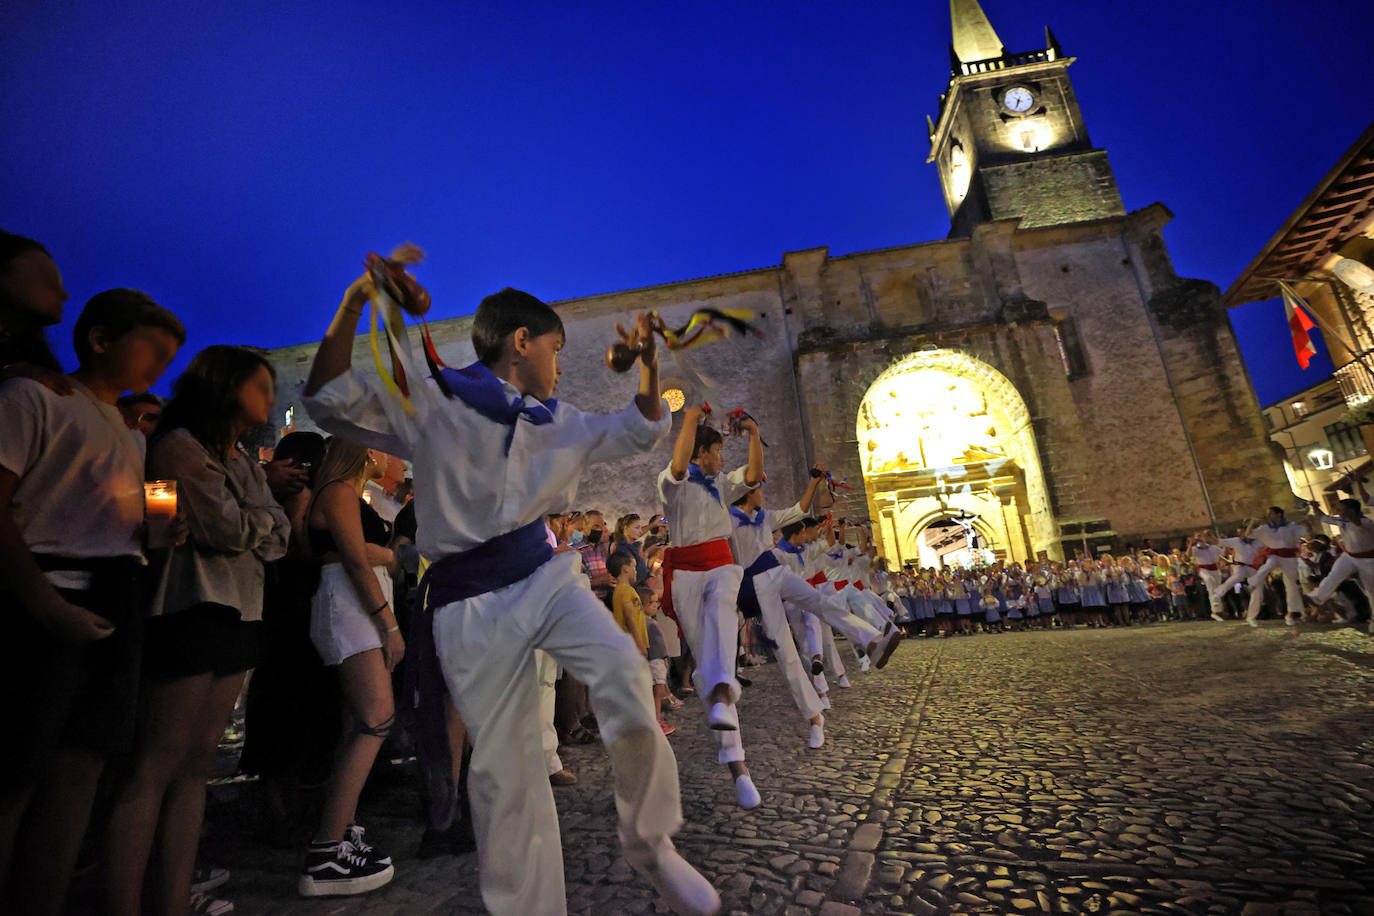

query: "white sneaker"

left=837, top=675, right=852, bottom=688
left=625, top=840, right=721, bottom=916
left=809, top=720, right=825, bottom=749
left=859, top=656, right=871, bottom=672
left=868, top=624, right=902, bottom=669
left=707, top=702, right=738, bottom=731
left=1285, top=614, right=1298, bottom=627
left=1210, top=612, right=1226, bottom=622
left=819, top=694, right=831, bottom=710
left=1245, top=618, right=1259, bottom=628
left=734, top=774, right=761, bottom=809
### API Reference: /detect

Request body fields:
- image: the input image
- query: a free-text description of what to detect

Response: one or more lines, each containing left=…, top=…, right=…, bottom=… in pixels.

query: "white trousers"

left=751, top=567, right=824, bottom=721
left=1247, top=555, right=1303, bottom=621
left=434, top=551, right=682, bottom=915
left=820, top=619, right=845, bottom=680
left=1311, top=552, right=1374, bottom=607
left=1211, top=564, right=1256, bottom=598
left=1197, top=568, right=1225, bottom=616
left=534, top=649, right=562, bottom=776
left=670, top=564, right=746, bottom=764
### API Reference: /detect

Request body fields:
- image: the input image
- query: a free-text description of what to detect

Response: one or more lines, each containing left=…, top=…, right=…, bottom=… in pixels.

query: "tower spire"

left=950, top=0, right=1006, bottom=64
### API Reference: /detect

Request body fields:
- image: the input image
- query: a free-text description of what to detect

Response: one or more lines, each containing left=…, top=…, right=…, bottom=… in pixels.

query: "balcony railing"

left=1336, top=360, right=1374, bottom=407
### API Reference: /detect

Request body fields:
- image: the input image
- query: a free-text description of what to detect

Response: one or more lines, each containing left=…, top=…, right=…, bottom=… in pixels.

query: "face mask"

left=586, top=528, right=604, bottom=545
left=569, top=530, right=585, bottom=545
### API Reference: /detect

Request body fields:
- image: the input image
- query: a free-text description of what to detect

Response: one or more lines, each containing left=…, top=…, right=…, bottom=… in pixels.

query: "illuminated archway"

left=856, top=350, right=1059, bottom=565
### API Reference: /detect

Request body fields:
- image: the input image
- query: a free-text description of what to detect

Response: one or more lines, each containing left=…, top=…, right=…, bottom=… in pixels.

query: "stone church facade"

left=267, top=0, right=1287, bottom=566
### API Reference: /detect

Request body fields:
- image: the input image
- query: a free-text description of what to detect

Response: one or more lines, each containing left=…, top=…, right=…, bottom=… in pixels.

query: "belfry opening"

left=855, top=350, right=1061, bottom=568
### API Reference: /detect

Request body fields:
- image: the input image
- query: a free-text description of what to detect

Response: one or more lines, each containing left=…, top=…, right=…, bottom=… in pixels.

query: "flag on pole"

left=1277, top=281, right=1318, bottom=369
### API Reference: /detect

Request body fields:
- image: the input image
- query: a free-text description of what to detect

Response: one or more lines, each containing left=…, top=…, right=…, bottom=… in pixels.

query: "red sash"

left=1196, top=563, right=1219, bottom=571
left=832, top=580, right=849, bottom=590
left=661, top=539, right=735, bottom=626
left=806, top=571, right=828, bottom=587
left=1269, top=547, right=1300, bottom=558
left=853, top=581, right=866, bottom=591
left=1349, top=549, right=1374, bottom=559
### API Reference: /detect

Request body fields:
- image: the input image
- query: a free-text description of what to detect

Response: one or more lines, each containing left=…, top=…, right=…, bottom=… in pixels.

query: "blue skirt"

left=1080, top=585, right=1106, bottom=608
left=955, top=597, right=972, bottom=615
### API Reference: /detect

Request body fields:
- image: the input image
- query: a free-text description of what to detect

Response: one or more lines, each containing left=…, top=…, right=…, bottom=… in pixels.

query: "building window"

left=1324, top=422, right=1368, bottom=463
left=1291, top=400, right=1309, bottom=417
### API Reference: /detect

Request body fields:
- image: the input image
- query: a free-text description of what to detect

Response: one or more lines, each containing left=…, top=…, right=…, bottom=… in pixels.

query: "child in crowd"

left=0, top=288, right=184, bottom=916
left=302, top=256, right=718, bottom=916
left=642, top=589, right=676, bottom=735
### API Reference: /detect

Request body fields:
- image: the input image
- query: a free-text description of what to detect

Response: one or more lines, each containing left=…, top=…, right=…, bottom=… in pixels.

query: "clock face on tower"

left=1002, top=86, right=1035, bottom=113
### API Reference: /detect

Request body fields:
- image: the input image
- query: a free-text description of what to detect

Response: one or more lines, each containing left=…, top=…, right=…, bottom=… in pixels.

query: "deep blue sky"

left=1, top=0, right=1360, bottom=403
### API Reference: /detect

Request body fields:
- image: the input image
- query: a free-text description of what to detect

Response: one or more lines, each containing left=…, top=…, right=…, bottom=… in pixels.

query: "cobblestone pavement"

left=193, top=619, right=1374, bottom=915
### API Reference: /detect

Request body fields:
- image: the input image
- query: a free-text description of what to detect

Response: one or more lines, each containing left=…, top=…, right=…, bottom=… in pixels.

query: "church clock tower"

left=929, top=0, right=1126, bottom=237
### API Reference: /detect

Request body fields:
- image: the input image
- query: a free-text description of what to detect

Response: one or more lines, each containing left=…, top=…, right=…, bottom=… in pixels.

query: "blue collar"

left=687, top=463, right=720, bottom=502
left=775, top=538, right=804, bottom=556
left=729, top=505, right=765, bottom=527
left=438, top=361, right=558, bottom=452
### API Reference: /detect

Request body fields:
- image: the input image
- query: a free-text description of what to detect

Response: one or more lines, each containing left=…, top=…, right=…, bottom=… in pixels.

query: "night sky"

left=1, top=0, right=1359, bottom=404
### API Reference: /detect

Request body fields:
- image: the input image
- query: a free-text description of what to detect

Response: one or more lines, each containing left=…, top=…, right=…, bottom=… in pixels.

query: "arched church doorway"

left=855, top=350, right=1060, bottom=567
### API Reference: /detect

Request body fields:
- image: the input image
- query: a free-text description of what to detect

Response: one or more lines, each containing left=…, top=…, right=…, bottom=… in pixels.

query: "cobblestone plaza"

left=191, top=621, right=1374, bottom=915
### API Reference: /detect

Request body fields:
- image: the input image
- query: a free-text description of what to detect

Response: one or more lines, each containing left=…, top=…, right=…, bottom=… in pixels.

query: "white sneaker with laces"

left=809, top=719, right=825, bottom=750
left=837, top=675, right=852, bottom=688
left=625, top=839, right=721, bottom=916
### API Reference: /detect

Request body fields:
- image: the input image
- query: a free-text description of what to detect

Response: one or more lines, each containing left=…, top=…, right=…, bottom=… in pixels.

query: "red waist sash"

left=1196, top=563, right=1219, bottom=571
left=1268, top=547, right=1300, bottom=558
left=1348, top=549, right=1374, bottom=559
left=661, top=539, right=735, bottom=622
left=806, top=571, right=828, bottom=587
left=853, top=581, right=866, bottom=591
left=832, top=580, right=850, bottom=590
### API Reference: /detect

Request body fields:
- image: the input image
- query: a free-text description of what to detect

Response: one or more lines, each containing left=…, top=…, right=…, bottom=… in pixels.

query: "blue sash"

left=737, top=550, right=781, bottom=620
left=402, top=519, right=554, bottom=829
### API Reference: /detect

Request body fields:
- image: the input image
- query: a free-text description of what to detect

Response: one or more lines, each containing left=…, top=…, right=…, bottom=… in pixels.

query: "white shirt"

left=802, top=539, right=829, bottom=580
left=1190, top=544, right=1225, bottom=567
left=770, top=539, right=806, bottom=576
left=303, top=369, right=670, bottom=559
left=1322, top=515, right=1374, bottom=554
left=657, top=464, right=750, bottom=548
left=1253, top=521, right=1305, bottom=551
left=729, top=500, right=805, bottom=568
left=1218, top=536, right=1263, bottom=566
left=0, top=378, right=145, bottom=587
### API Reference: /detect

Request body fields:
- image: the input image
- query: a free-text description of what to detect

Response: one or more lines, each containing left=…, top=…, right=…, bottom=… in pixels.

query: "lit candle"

left=144, top=480, right=177, bottom=517
left=144, top=480, right=177, bottom=549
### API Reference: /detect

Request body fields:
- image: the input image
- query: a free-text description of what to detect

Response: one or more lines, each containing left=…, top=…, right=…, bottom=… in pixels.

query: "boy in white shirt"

left=658, top=405, right=761, bottom=808
left=0, top=288, right=184, bottom=916
left=303, top=260, right=717, bottom=916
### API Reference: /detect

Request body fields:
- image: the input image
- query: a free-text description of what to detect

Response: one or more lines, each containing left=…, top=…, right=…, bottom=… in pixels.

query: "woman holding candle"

left=104, top=345, right=290, bottom=916
left=297, top=435, right=402, bottom=897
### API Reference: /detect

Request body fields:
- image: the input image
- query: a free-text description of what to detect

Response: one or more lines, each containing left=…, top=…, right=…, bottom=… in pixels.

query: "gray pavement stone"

left=82, top=619, right=1374, bottom=914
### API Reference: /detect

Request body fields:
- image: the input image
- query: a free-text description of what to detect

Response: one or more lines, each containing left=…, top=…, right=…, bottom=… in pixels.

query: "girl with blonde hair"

left=299, top=437, right=403, bottom=897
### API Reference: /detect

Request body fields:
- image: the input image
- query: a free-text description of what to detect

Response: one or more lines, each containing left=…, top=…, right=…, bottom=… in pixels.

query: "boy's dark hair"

left=607, top=551, right=633, bottom=579
left=801, top=516, right=821, bottom=528
left=1341, top=497, right=1362, bottom=512
left=731, top=491, right=752, bottom=507
left=1268, top=506, right=1284, bottom=516
left=155, top=345, right=276, bottom=458
left=471, top=288, right=565, bottom=366
left=72, top=289, right=186, bottom=365
left=635, top=586, right=655, bottom=605
left=780, top=520, right=805, bottom=541
left=692, top=425, right=723, bottom=460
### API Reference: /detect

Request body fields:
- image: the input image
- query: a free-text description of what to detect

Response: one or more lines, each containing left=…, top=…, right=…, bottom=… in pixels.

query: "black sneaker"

left=344, top=824, right=391, bottom=867
left=297, top=839, right=394, bottom=897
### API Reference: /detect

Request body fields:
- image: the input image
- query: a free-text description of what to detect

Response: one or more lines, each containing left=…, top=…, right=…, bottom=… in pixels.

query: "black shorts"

left=143, top=603, right=262, bottom=680
left=2, top=557, right=144, bottom=780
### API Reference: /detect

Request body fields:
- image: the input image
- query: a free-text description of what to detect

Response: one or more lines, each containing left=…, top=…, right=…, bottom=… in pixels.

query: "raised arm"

left=627, top=313, right=661, bottom=422
left=799, top=463, right=825, bottom=514
left=305, top=274, right=372, bottom=397
left=740, top=416, right=763, bottom=487
left=669, top=405, right=703, bottom=480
